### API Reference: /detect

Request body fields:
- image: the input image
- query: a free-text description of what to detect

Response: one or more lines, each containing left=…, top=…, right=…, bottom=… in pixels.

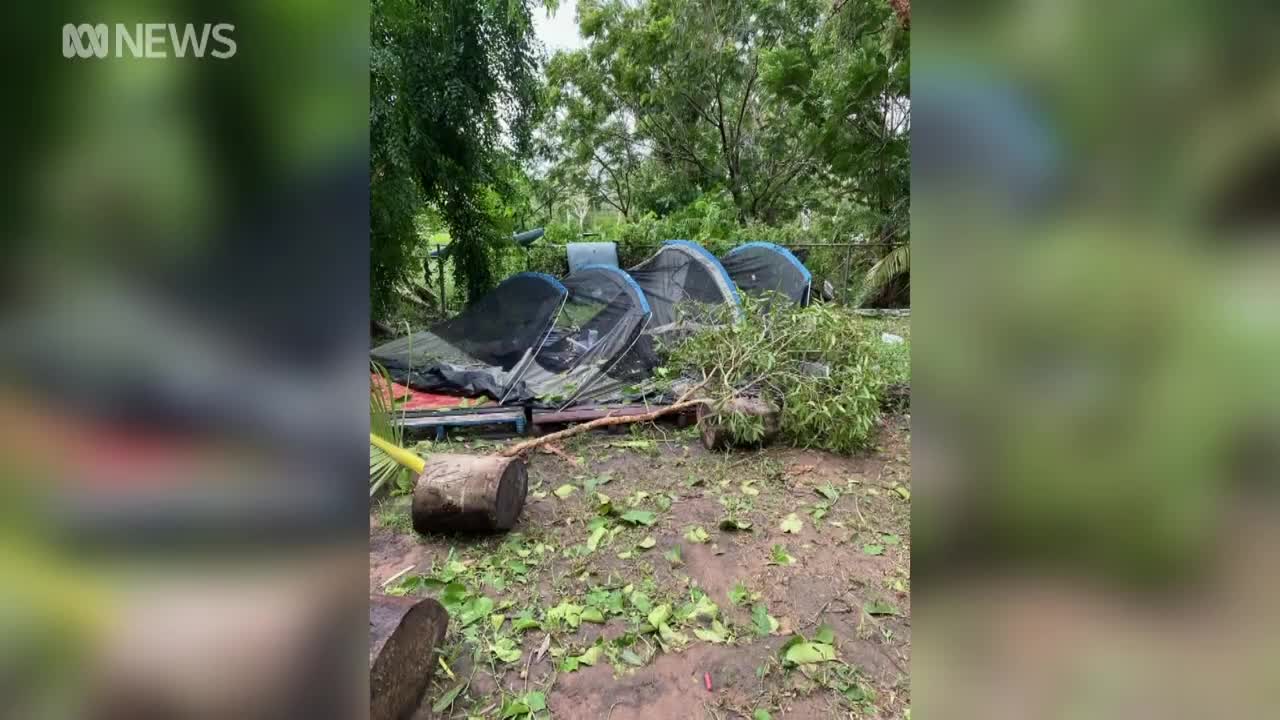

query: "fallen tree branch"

left=499, top=397, right=709, bottom=458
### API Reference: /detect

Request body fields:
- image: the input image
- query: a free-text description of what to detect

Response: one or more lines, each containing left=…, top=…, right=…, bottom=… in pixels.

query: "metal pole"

left=437, top=253, right=448, bottom=316
left=842, top=241, right=853, bottom=306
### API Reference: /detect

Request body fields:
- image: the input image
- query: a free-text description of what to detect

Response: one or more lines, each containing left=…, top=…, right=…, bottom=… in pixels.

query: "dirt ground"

left=370, top=414, right=911, bottom=720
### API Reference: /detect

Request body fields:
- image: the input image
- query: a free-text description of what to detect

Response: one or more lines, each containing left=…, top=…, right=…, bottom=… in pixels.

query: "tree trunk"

left=412, top=454, right=528, bottom=533
left=697, top=397, right=781, bottom=451
left=369, top=596, right=449, bottom=720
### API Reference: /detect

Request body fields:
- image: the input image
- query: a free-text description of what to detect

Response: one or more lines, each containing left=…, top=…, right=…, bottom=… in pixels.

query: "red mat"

left=371, top=373, right=489, bottom=411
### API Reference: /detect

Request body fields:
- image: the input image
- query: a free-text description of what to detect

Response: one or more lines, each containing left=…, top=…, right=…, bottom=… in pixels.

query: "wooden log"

left=412, top=453, right=528, bottom=533
left=697, top=397, right=781, bottom=451
left=370, top=595, right=448, bottom=720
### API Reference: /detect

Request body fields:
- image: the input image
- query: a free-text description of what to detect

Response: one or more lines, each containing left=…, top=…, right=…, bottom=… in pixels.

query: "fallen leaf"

left=768, top=544, right=795, bottom=566
left=780, top=513, right=803, bottom=534
left=620, top=510, right=657, bottom=526
left=647, top=604, right=671, bottom=627
left=782, top=640, right=837, bottom=666
left=587, top=526, right=607, bottom=551
left=432, top=682, right=466, bottom=713
left=751, top=604, right=780, bottom=636
left=576, top=645, right=602, bottom=667
left=491, top=637, right=522, bottom=663
left=554, top=484, right=578, bottom=499
left=694, top=620, right=730, bottom=644
left=685, top=526, right=710, bottom=543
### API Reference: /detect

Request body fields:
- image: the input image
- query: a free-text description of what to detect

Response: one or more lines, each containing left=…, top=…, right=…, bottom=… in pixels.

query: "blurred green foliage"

left=914, top=2, right=1280, bottom=585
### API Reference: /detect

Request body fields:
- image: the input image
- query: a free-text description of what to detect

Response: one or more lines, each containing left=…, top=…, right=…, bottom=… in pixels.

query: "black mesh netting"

left=370, top=272, right=567, bottom=400
left=518, top=265, right=651, bottom=407
left=627, top=241, right=741, bottom=329
left=572, top=241, right=742, bottom=404
left=720, top=242, right=812, bottom=306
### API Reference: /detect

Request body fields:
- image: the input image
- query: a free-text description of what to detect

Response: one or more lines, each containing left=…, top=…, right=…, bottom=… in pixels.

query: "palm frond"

left=858, top=243, right=910, bottom=306
left=370, top=361, right=412, bottom=497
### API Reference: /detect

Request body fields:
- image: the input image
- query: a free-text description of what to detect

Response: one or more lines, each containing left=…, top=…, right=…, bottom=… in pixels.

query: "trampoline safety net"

left=371, top=272, right=567, bottom=400
left=720, top=241, right=813, bottom=306
left=371, top=240, right=809, bottom=408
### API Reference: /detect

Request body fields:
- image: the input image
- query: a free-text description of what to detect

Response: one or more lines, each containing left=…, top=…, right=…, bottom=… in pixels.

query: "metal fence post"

left=437, top=254, right=447, bottom=316
left=842, top=240, right=853, bottom=305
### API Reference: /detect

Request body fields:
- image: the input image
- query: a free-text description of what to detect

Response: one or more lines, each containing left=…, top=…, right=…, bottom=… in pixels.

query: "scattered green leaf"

left=780, top=513, right=803, bottom=534
left=619, top=510, right=657, bottom=526
left=751, top=604, right=780, bottom=636
left=769, top=544, right=795, bottom=565
left=432, top=682, right=465, bottom=713
left=684, top=526, right=710, bottom=543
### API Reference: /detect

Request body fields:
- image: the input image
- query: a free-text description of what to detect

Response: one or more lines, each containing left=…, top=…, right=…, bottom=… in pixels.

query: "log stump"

left=370, top=595, right=449, bottom=720
left=411, top=454, right=528, bottom=533
left=697, top=397, right=781, bottom=451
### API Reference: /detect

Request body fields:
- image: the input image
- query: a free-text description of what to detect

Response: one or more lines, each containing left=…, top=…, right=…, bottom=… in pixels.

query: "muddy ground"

left=371, top=415, right=910, bottom=720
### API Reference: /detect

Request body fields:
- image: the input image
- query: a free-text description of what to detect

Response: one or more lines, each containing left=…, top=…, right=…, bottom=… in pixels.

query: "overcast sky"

left=533, top=0, right=584, bottom=54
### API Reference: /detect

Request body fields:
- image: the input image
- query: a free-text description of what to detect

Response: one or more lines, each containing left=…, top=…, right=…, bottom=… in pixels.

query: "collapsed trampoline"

left=372, top=240, right=811, bottom=409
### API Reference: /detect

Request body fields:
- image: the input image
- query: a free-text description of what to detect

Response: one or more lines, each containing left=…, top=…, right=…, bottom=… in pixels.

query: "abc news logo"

left=63, top=23, right=236, bottom=59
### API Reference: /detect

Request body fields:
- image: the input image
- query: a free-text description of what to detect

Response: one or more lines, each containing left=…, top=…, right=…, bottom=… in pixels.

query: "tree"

left=370, top=0, right=544, bottom=316
left=544, top=50, right=645, bottom=218
left=539, top=0, right=908, bottom=241
left=767, top=0, right=910, bottom=301
left=553, top=0, right=831, bottom=225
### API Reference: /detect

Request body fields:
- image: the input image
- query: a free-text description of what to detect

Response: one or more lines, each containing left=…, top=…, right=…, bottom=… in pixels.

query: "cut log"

left=412, top=453, right=528, bottom=533
left=697, top=397, right=781, bottom=451
left=370, top=595, right=449, bottom=720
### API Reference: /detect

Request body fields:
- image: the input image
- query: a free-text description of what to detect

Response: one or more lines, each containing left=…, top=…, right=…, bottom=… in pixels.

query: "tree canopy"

left=370, top=0, right=911, bottom=318
left=370, top=0, right=543, bottom=315
left=537, top=0, right=908, bottom=233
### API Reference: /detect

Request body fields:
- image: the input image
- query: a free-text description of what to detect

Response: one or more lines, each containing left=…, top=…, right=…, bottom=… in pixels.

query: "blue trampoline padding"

left=662, top=239, right=743, bottom=306
left=726, top=241, right=813, bottom=284
left=573, top=263, right=653, bottom=317
left=504, top=271, right=568, bottom=298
